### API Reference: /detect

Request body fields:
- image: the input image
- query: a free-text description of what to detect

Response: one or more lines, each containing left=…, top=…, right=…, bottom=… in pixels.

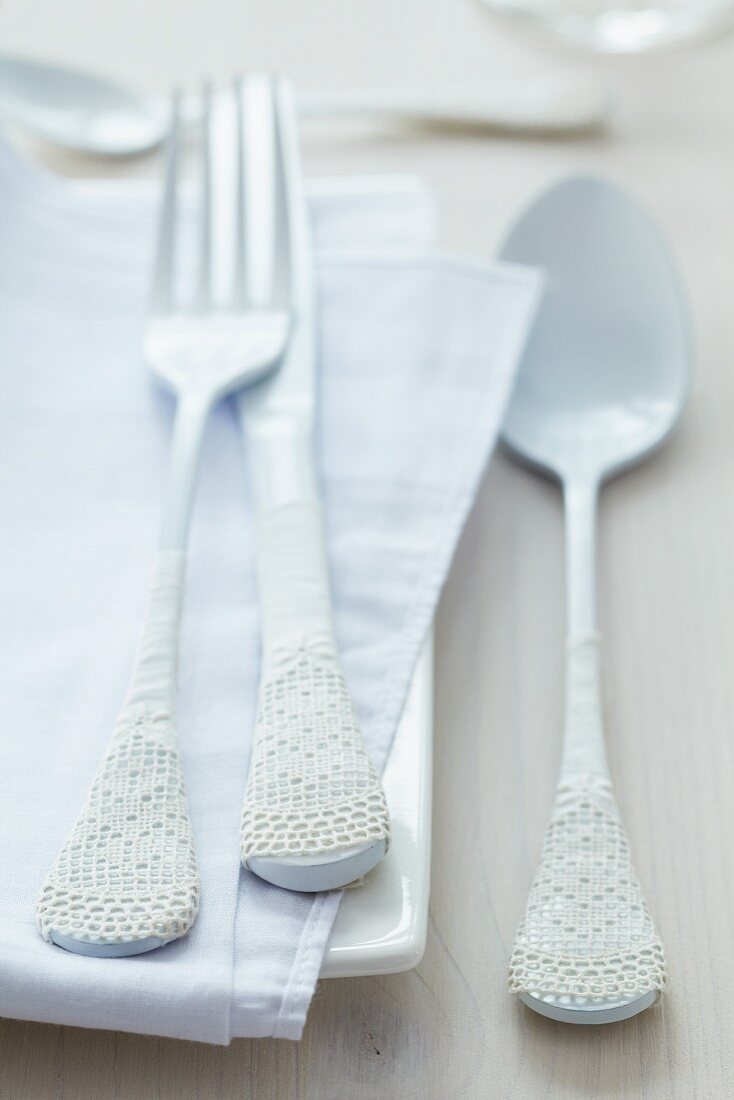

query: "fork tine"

left=238, top=75, right=277, bottom=309
left=272, top=77, right=302, bottom=312
left=232, top=76, right=247, bottom=307
left=150, top=90, right=182, bottom=315
left=196, top=81, right=213, bottom=309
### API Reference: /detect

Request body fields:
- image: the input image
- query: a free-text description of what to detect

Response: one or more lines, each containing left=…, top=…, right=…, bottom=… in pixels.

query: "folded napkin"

left=0, top=137, right=539, bottom=1043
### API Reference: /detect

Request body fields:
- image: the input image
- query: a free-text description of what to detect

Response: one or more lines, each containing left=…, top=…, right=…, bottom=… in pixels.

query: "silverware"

left=237, top=79, right=391, bottom=892
left=500, top=176, right=691, bottom=1023
left=0, top=54, right=611, bottom=158
left=36, top=76, right=291, bottom=956
left=299, top=75, right=610, bottom=136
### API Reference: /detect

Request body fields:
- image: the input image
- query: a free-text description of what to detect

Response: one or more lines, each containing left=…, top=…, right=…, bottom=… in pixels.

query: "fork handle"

left=239, top=496, right=391, bottom=867
left=36, top=549, right=200, bottom=953
left=36, top=394, right=212, bottom=955
left=242, top=423, right=333, bottom=670
left=123, top=549, right=185, bottom=716
left=159, top=393, right=211, bottom=551
left=256, top=499, right=336, bottom=674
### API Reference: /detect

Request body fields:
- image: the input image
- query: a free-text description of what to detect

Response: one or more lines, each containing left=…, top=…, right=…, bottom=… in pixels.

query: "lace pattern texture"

left=36, top=714, right=199, bottom=947
left=37, top=550, right=199, bottom=948
left=240, top=641, right=391, bottom=861
left=508, top=775, right=666, bottom=1003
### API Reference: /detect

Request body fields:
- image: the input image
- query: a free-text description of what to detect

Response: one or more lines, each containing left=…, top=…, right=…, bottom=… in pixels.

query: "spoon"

left=500, top=176, right=690, bottom=1024
left=0, top=54, right=610, bottom=157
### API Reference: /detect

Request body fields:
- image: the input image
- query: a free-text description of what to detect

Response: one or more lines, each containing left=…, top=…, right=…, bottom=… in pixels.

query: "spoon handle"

left=297, top=74, right=609, bottom=135
left=508, top=479, right=666, bottom=1019
left=560, top=481, right=608, bottom=779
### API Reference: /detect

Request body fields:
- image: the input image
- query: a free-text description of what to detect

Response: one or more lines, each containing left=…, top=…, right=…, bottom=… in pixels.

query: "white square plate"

left=321, top=636, right=433, bottom=977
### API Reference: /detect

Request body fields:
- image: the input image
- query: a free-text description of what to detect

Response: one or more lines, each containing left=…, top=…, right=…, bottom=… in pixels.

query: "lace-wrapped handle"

left=509, top=478, right=665, bottom=1020
left=508, top=634, right=666, bottom=1013
left=36, top=551, right=199, bottom=954
left=240, top=500, right=390, bottom=868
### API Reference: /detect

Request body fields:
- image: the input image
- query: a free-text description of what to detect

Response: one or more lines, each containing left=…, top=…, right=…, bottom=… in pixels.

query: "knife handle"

left=239, top=498, right=391, bottom=872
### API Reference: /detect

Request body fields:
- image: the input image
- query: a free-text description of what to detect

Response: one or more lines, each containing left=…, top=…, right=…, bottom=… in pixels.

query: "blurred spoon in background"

left=0, top=54, right=612, bottom=158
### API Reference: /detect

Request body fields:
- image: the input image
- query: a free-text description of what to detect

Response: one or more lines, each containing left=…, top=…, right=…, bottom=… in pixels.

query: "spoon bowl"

left=0, top=55, right=166, bottom=155
left=502, top=176, right=691, bottom=484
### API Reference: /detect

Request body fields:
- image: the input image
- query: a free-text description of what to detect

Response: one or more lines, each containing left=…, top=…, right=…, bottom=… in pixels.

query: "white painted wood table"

left=1, top=0, right=733, bottom=1095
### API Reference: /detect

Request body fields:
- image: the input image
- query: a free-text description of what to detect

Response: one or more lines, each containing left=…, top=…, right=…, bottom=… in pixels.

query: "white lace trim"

left=36, top=715, right=199, bottom=946
left=240, top=642, right=391, bottom=861
left=508, top=775, right=666, bottom=1002
left=36, top=552, right=200, bottom=947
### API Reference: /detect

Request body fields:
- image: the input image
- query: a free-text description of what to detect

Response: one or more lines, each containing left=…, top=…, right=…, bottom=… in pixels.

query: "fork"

left=237, top=79, right=391, bottom=892
left=36, top=76, right=291, bottom=957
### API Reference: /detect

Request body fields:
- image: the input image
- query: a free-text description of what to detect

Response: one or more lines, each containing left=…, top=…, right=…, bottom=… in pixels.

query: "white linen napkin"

left=0, top=137, right=539, bottom=1043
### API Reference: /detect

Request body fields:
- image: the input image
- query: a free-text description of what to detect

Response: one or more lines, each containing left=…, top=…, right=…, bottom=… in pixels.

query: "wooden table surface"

left=1, top=1, right=733, bottom=1096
